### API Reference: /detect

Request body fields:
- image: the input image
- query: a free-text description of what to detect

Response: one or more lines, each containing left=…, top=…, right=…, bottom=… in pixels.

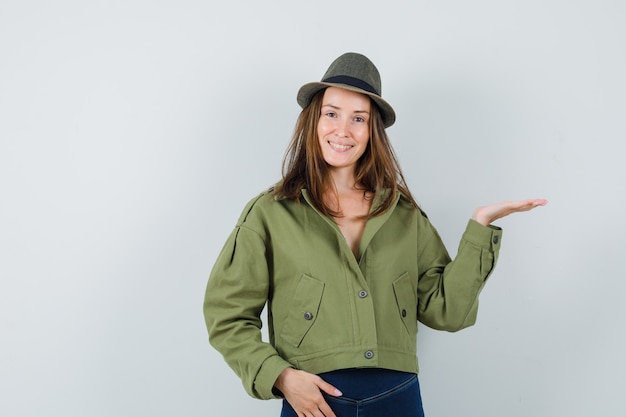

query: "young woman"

left=204, top=52, right=546, bottom=417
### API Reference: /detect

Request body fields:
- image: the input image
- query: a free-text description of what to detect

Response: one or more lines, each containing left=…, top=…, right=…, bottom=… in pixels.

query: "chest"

left=332, top=193, right=371, bottom=258
left=265, top=194, right=420, bottom=289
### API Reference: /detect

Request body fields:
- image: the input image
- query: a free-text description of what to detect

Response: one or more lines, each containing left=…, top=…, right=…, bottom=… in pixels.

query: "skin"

left=317, top=87, right=373, bottom=257
left=317, top=86, right=371, bottom=177
left=274, top=86, right=548, bottom=417
left=472, top=199, right=548, bottom=226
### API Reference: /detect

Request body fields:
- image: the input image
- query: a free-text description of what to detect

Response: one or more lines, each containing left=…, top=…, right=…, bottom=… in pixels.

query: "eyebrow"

left=321, top=104, right=370, bottom=114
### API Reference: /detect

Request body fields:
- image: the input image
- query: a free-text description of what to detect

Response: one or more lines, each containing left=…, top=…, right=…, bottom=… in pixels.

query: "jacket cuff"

left=254, top=355, right=293, bottom=400
left=463, top=219, right=503, bottom=252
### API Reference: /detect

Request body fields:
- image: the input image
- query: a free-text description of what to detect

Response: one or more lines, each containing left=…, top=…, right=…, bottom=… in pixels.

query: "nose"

left=336, top=117, right=350, bottom=138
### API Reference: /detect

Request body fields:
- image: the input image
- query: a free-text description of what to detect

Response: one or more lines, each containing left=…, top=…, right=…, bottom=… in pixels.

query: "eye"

left=324, top=111, right=337, bottom=118
left=354, top=116, right=366, bottom=123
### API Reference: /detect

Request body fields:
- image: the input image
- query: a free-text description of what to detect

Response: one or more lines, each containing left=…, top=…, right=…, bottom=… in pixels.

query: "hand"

left=274, top=368, right=342, bottom=417
left=472, top=199, right=547, bottom=226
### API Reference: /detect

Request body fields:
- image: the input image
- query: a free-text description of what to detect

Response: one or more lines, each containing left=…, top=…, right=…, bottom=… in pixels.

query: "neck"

left=328, top=167, right=359, bottom=193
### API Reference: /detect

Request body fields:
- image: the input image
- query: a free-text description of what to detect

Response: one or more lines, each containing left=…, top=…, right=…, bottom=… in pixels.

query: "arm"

left=417, top=219, right=500, bottom=331
left=203, top=224, right=292, bottom=400
left=204, top=199, right=343, bottom=412
left=417, top=198, right=547, bottom=331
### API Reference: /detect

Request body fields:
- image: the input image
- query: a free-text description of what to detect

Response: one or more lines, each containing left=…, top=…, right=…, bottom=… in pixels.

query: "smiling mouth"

left=328, top=141, right=353, bottom=151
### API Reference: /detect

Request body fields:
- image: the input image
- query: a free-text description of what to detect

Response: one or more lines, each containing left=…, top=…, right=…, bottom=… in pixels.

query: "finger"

left=512, top=199, right=547, bottom=212
left=521, top=199, right=547, bottom=212
left=521, top=198, right=547, bottom=206
left=318, top=401, right=338, bottom=417
left=314, top=377, right=343, bottom=397
left=303, top=407, right=322, bottom=417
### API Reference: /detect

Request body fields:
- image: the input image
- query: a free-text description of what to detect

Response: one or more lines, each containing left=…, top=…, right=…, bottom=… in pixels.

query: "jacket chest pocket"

left=279, top=274, right=325, bottom=348
left=392, top=272, right=417, bottom=337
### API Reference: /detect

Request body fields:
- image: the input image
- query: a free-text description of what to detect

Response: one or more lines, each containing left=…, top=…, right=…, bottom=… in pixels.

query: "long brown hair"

left=272, top=89, right=418, bottom=218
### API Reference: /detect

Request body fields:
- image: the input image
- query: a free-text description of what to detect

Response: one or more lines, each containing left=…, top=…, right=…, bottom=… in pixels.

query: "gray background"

left=1, top=1, right=624, bottom=416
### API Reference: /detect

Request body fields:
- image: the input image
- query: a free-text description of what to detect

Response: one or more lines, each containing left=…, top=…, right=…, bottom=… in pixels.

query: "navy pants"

left=280, top=368, right=425, bottom=417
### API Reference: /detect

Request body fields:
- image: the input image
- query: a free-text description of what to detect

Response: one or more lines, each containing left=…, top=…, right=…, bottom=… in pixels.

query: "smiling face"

left=317, top=87, right=371, bottom=174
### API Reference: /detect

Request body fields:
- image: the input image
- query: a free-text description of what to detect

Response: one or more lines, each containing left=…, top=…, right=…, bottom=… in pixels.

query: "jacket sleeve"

left=203, top=200, right=292, bottom=400
left=416, top=218, right=502, bottom=332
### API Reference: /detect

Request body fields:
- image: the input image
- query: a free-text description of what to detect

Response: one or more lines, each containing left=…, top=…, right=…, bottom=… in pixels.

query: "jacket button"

left=303, top=312, right=313, bottom=320
left=401, top=309, right=407, bottom=317
left=364, top=350, right=374, bottom=359
left=493, top=235, right=499, bottom=244
left=358, top=290, right=368, bottom=298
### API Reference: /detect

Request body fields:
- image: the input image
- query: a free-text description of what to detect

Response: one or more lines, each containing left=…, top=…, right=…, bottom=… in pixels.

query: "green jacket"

left=203, top=189, right=502, bottom=400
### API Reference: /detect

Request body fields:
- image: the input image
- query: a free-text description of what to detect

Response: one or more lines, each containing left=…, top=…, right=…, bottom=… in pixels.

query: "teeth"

left=329, top=141, right=352, bottom=150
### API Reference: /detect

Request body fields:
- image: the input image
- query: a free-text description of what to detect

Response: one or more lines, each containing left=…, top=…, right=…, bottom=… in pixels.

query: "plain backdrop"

left=1, top=1, right=624, bottom=416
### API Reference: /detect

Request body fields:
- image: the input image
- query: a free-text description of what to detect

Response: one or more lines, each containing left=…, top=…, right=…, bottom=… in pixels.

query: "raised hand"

left=471, top=199, right=548, bottom=226
left=274, top=368, right=342, bottom=417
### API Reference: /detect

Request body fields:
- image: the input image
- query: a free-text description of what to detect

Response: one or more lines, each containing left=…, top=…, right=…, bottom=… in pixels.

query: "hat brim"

left=297, top=82, right=396, bottom=128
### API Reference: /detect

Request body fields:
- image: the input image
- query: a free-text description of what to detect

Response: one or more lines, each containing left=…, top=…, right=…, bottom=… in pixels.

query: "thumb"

left=315, top=377, right=343, bottom=397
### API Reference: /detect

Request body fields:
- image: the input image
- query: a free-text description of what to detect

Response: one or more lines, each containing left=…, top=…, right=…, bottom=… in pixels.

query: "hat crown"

left=296, top=52, right=396, bottom=127
left=321, top=53, right=382, bottom=96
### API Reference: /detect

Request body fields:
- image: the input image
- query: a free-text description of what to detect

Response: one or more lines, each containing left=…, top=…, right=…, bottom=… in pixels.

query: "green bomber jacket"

left=203, top=188, right=502, bottom=400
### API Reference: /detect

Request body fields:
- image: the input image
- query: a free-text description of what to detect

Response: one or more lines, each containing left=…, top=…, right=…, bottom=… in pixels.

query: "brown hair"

left=272, top=89, right=418, bottom=218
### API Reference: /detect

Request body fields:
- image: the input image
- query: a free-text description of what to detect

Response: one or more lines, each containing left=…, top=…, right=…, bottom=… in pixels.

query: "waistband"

left=317, top=368, right=416, bottom=400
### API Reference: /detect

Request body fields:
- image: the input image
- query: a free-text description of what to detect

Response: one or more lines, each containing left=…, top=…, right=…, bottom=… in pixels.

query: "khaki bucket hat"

left=297, top=52, right=396, bottom=128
